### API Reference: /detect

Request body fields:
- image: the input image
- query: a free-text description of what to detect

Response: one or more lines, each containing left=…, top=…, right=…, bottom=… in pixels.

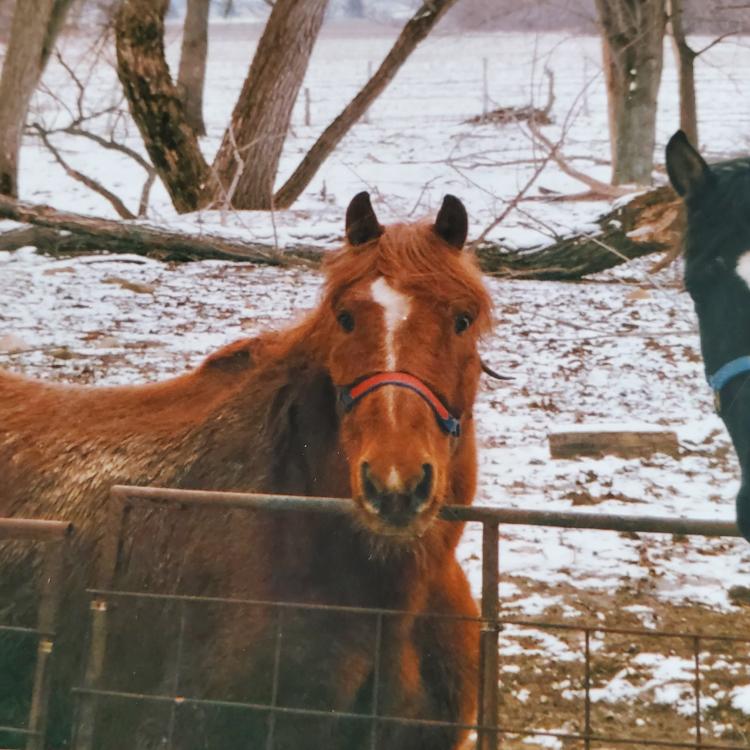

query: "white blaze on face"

left=737, top=251, right=750, bottom=289
left=387, top=466, right=402, bottom=492
left=370, top=276, right=412, bottom=422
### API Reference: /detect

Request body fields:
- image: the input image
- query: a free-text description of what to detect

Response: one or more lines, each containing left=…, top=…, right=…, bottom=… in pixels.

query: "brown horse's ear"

left=433, top=194, right=468, bottom=249
left=346, top=191, right=384, bottom=246
left=666, top=130, right=711, bottom=197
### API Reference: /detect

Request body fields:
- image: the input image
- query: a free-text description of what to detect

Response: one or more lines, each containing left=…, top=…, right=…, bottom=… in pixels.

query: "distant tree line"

left=449, top=0, right=750, bottom=32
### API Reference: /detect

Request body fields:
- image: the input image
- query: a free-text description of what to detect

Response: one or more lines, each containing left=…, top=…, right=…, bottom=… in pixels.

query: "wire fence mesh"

left=64, top=485, right=747, bottom=750
left=0, top=518, right=71, bottom=750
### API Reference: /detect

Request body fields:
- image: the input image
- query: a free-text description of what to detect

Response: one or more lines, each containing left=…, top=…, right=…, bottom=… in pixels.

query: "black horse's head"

left=667, top=130, right=750, bottom=541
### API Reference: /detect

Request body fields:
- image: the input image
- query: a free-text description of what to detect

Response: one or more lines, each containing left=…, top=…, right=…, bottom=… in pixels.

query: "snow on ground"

left=15, top=24, right=750, bottom=244
left=3, top=21, right=750, bottom=746
left=2, top=247, right=746, bottom=610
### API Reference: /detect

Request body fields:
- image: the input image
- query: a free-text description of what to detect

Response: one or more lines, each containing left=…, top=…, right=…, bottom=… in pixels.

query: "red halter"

left=339, top=372, right=461, bottom=437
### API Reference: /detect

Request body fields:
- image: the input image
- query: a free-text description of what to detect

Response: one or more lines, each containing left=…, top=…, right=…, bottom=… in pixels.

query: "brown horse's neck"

left=166, top=324, right=342, bottom=499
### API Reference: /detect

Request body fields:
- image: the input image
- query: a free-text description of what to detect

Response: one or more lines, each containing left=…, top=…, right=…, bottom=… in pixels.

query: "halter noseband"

left=708, top=356, right=750, bottom=412
left=339, top=372, right=461, bottom=437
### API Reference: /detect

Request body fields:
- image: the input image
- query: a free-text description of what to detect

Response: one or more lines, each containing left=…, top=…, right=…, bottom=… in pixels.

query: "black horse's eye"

left=454, top=313, right=473, bottom=334
left=337, top=311, right=355, bottom=333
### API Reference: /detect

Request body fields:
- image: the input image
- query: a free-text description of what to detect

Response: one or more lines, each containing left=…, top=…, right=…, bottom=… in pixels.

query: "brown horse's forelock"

left=321, top=221, right=493, bottom=333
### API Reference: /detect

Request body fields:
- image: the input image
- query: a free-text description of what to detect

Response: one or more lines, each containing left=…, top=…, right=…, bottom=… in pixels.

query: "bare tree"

left=116, top=0, right=451, bottom=213
left=667, top=0, right=737, bottom=149
left=668, top=0, right=697, bottom=145
left=117, top=0, right=327, bottom=211
left=208, top=0, right=328, bottom=209
left=594, top=0, right=667, bottom=185
left=0, top=0, right=74, bottom=196
left=28, top=46, right=157, bottom=220
left=274, top=0, right=459, bottom=208
left=115, top=0, right=211, bottom=213
left=177, top=0, right=210, bottom=136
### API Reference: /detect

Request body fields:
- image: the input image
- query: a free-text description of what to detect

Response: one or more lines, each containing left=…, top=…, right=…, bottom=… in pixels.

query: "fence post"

left=73, top=488, right=130, bottom=750
left=482, top=58, right=489, bottom=117
left=25, top=535, right=68, bottom=750
left=477, top=521, right=499, bottom=750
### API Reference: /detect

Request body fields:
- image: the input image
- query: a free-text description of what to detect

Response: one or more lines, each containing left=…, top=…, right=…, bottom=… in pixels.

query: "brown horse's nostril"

left=361, top=462, right=380, bottom=506
left=413, top=464, right=433, bottom=504
left=360, top=462, right=433, bottom=526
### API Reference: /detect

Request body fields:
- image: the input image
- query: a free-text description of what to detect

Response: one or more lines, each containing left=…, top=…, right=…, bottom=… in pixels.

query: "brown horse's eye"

left=337, top=311, right=355, bottom=333
left=454, top=313, right=473, bottom=334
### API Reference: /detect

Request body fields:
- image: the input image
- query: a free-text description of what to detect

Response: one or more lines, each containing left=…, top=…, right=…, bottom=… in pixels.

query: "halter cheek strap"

left=339, top=372, right=461, bottom=437
left=707, top=356, right=750, bottom=412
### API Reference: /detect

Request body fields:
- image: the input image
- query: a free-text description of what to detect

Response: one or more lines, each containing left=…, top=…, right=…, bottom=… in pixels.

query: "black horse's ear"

left=433, top=194, right=468, bottom=249
left=345, top=191, right=383, bottom=246
left=666, top=130, right=711, bottom=197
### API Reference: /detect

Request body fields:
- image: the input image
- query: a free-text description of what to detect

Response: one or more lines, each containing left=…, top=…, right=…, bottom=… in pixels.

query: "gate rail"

left=0, top=518, right=72, bottom=750
left=73, top=485, right=742, bottom=750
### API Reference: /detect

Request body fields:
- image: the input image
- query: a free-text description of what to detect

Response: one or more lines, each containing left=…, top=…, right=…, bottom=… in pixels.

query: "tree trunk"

left=207, top=0, right=329, bottom=210
left=115, top=0, right=210, bottom=213
left=274, top=0, right=458, bottom=209
left=0, top=0, right=71, bottom=197
left=668, top=0, right=698, bottom=146
left=177, top=0, right=210, bottom=137
left=595, top=0, right=667, bottom=185
left=40, top=0, right=75, bottom=69
left=0, top=0, right=15, bottom=39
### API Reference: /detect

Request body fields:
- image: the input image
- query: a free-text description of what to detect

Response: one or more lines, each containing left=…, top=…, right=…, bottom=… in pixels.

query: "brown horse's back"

left=0, top=338, right=262, bottom=517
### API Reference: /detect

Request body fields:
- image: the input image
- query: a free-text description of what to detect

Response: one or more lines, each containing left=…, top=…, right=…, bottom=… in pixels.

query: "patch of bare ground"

left=494, top=580, right=750, bottom=749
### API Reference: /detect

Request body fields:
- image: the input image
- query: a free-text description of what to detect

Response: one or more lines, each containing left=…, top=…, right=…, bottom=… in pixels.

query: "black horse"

left=666, top=130, right=750, bottom=541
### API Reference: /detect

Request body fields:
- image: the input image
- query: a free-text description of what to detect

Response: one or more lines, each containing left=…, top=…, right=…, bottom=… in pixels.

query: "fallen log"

left=0, top=195, right=313, bottom=265
left=474, top=186, right=682, bottom=280
left=0, top=188, right=682, bottom=279
left=549, top=425, right=680, bottom=460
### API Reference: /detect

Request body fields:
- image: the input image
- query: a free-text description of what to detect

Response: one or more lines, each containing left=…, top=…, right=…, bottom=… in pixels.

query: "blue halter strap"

left=708, top=355, right=750, bottom=412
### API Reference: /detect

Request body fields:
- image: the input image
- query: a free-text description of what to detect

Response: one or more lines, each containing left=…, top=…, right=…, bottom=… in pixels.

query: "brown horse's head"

left=313, top=192, right=492, bottom=538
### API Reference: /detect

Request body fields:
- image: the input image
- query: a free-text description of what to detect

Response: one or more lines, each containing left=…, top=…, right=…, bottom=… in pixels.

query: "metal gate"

left=72, top=485, right=744, bottom=750
left=0, top=518, right=71, bottom=750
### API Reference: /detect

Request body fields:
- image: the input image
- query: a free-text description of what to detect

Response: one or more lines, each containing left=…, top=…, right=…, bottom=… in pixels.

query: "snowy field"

left=3, top=19, right=750, bottom=747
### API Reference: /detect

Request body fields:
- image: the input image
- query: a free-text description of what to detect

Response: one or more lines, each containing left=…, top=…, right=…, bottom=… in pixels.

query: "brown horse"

left=0, top=192, right=491, bottom=749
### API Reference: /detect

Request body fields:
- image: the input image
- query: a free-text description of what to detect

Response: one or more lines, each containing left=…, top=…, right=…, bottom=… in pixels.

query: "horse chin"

left=351, top=497, right=439, bottom=544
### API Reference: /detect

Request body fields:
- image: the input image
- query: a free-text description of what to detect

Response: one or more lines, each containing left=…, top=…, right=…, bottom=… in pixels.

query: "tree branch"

left=31, top=124, right=136, bottom=219
left=273, top=0, right=459, bottom=208
left=527, top=119, right=632, bottom=199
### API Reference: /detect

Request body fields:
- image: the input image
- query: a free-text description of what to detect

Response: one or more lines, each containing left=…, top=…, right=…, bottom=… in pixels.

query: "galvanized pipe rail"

left=0, top=517, right=71, bottom=750
left=72, top=485, right=743, bottom=750
left=110, top=484, right=741, bottom=536
left=0, top=518, right=72, bottom=542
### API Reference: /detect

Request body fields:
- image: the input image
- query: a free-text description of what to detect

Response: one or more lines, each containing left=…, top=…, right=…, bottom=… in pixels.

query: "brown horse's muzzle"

left=339, top=373, right=456, bottom=537
left=360, top=461, right=433, bottom=528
